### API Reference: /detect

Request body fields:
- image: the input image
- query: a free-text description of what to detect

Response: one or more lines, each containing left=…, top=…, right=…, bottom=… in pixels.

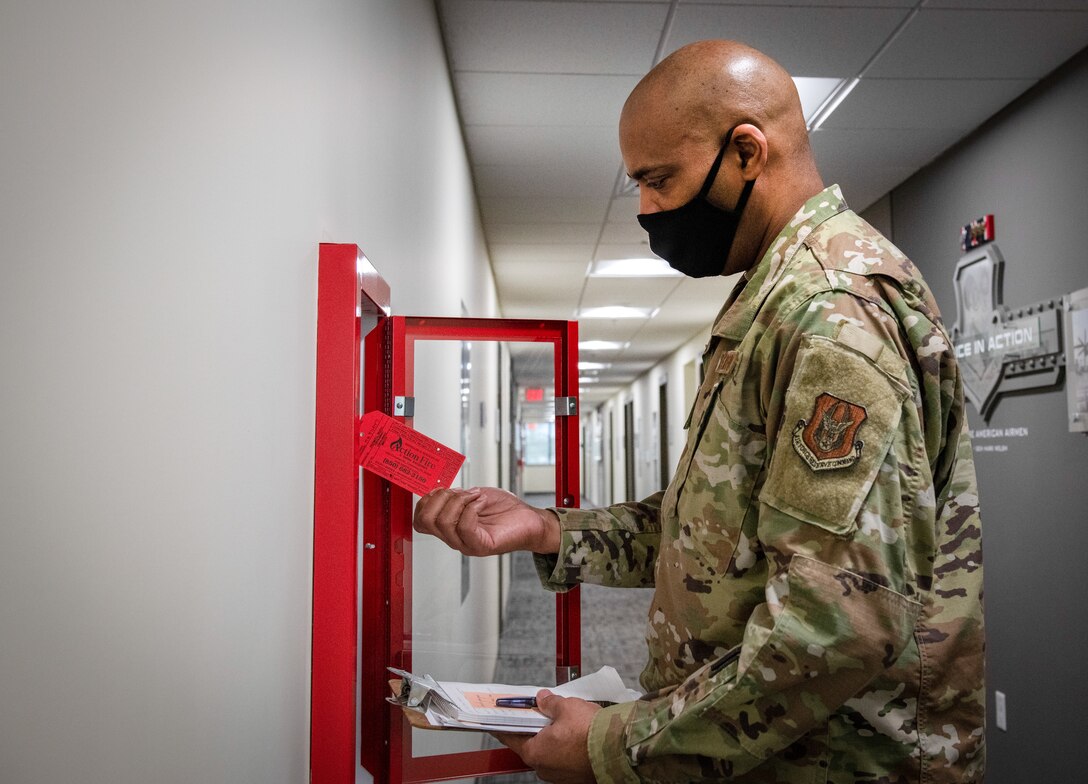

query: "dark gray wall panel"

left=881, top=47, right=1088, bottom=783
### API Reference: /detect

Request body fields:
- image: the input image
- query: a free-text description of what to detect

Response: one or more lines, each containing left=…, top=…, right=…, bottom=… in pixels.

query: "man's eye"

left=645, top=178, right=665, bottom=191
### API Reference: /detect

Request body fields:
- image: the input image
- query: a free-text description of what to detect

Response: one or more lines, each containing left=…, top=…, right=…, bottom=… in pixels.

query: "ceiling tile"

left=812, top=127, right=968, bottom=176
left=580, top=276, right=680, bottom=310
left=489, top=223, right=602, bottom=245
left=439, top=0, right=668, bottom=74
left=822, top=77, right=1036, bottom=130
left=577, top=319, right=648, bottom=344
left=480, top=196, right=607, bottom=224
left=693, top=0, right=913, bottom=5
left=453, top=72, right=640, bottom=126
left=607, top=195, right=642, bottom=225
left=474, top=159, right=619, bottom=199
left=867, top=9, right=1088, bottom=79
left=594, top=241, right=657, bottom=261
left=502, top=301, right=577, bottom=319
left=462, top=124, right=620, bottom=168
left=667, top=4, right=912, bottom=76
left=924, top=0, right=1088, bottom=8
left=653, top=279, right=737, bottom=330
left=599, top=221, right=648, bottom=245
left=489, top=244, right=593, bottom=266
left=837, top=167, right=919, bottom=216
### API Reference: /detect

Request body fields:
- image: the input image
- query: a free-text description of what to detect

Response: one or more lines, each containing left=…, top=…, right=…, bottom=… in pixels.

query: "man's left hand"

left=495, top=690, right=600, bottom=784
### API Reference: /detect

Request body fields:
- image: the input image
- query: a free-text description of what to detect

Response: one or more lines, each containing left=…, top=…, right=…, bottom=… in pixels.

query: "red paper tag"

left=357, top=410, right=465, bottom=496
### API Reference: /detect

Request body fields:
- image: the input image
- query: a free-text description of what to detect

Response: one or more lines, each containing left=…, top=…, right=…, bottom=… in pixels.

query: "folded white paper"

left=388, top=665, right=642, bottom=734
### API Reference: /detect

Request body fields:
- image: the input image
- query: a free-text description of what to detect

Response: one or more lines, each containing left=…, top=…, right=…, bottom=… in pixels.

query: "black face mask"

left=637, top=129, right=755, bottom=278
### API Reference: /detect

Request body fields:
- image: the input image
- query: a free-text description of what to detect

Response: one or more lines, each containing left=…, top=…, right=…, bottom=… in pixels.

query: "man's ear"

left=731, top=123, right=768, bottom=180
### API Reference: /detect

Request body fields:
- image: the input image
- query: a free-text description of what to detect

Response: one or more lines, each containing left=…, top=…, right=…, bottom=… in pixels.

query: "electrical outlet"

left=995, top=690, right=1007, bottom=731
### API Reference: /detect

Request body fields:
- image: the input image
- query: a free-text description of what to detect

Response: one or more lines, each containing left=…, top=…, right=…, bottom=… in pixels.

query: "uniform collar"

left=711, top=185, right=848, bottom=340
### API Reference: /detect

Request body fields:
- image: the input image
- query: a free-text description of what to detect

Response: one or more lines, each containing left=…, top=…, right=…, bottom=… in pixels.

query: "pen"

left=494, top=697, right=539, bottom=708
left=494, top=697, right=616, bottom=709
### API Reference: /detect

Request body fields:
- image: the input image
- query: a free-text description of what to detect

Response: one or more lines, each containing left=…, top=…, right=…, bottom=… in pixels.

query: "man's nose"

left=639, top=189, right=663, bottom=215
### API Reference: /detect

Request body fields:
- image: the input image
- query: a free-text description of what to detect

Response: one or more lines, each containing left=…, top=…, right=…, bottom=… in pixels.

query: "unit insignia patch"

left=792, top=393, right=867, bottom=471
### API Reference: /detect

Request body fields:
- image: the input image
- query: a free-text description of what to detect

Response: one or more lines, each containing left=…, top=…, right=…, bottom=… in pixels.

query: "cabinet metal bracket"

left=554, top=396, right=578, bottom=416
left=556, top=665, right=580, bottom=684
left=393, top=396, right=415, bottom=417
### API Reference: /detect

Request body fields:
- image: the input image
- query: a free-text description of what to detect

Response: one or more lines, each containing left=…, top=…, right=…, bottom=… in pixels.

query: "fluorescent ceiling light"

left=578, top=361, right=610, bottom=370
left=590, top=258, right=681, bottom=278
left=807, top=77, right=860, bottom=132
left=792, top=77, right=845, bottom=123
left=579, top=340, right=627, bottom=351
left=579, top=306, right=655, bottom=319
left=578, top=376, right=599, bottom=384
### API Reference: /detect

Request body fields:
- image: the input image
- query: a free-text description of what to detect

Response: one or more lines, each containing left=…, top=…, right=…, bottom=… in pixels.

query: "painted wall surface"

left=0, top=2, right=498, bottom=783
left=881, top=48, right=1088, bottom=783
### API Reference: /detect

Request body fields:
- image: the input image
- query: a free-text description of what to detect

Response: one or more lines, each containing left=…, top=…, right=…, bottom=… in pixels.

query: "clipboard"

left=389, top=679, right=476, bottom=732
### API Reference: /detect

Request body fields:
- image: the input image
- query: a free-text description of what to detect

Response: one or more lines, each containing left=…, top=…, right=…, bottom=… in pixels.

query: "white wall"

left=0, top=2, right=497, bottom=783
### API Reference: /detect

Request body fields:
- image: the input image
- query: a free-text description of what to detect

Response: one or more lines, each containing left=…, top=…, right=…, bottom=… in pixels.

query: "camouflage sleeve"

left=532, top=493, right=664, bottom=591
left=586, top=289, right=932, bottom=781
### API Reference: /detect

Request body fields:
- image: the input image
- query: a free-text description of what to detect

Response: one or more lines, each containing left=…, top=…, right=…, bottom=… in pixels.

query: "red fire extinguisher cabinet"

left=311, top=244, right=582, bottom=784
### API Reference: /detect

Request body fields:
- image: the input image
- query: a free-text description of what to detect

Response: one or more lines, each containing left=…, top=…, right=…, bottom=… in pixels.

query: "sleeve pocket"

left=759, top=335, right=909, bottom=534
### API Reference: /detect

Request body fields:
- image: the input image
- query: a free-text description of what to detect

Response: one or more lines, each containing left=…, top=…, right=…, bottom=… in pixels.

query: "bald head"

left=620, top=40, right=824, bottom=275
left=621, top=40, right=812, bottom=169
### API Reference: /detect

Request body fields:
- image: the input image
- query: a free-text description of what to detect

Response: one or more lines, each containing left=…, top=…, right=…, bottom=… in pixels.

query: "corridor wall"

left=0, top=2, right=498, bottom=783
left=876, top=47, right=1088, bottom=784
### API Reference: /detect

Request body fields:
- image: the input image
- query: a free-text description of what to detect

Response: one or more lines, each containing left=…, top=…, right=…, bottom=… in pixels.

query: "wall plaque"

left=951, top=242, right=1064, bottom=420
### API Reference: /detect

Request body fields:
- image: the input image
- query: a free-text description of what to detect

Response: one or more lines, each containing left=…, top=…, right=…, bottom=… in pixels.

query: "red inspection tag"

left=357, top=410, right=465, bottom=496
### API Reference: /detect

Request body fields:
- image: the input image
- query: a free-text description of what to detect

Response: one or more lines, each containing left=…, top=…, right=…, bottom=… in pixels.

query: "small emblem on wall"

left=961, top=214, right=995, bottom=253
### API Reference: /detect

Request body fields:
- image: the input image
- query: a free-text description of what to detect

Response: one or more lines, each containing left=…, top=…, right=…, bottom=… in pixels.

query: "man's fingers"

left=412, top=488, right=454, bottom=534
left=455, top=494, right=494, bottom=555
left=492, top=731, right=530, bottom=754
left=413, top=488, right=478, bottom=552
left=433, top=488, right=483, bottom=552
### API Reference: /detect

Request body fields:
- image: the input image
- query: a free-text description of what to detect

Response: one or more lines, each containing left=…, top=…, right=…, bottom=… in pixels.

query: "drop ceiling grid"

left=439, top=0, right=669, bottom=75
left=435, top=0, right=1088, bottom=398
left=666, top=4, right=913, bottom=75
left=865, top=7, right=1088, bottom=79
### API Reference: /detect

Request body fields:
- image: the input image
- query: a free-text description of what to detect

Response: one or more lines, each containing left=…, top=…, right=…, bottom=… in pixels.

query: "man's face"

left=619, top=112, right=720, bottom=216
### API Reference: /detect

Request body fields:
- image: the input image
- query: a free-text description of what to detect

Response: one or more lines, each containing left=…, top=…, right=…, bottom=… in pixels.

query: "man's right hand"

left=412, top=487, right=561, bottom=557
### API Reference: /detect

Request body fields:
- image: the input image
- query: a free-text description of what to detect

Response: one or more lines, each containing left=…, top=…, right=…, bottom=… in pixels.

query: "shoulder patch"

left=760, top=335, right=909, bottom=534
left=792, top=393, right=867, bottom=471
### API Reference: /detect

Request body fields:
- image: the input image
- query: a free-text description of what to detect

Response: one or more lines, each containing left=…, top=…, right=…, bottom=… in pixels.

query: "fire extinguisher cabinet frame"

left=311, top=243, right=582, bottom=784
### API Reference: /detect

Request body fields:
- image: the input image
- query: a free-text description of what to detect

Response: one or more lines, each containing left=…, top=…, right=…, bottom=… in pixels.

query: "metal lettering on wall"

left=951, top=240, right=1065, bottom=420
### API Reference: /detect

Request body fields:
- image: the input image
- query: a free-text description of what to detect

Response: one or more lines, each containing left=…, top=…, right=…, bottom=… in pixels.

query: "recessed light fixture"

left=578, top=361, right=611, bottom=370
left=579, top=340, right=627, bottom=351
left=792, top=77, right=846, bottom=125
left=806, top=77, right=860, bottom=132
left=589, top=258, right=681, bottom=278
left=579, top=306, right=655, bottom=319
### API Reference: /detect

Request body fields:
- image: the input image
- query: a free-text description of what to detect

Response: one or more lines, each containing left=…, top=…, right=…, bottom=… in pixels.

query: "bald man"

left=414, top=41, right=985, bottom=783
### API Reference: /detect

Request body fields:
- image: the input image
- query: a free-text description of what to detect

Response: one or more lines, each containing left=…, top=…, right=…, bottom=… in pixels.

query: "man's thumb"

left=534, top=689, right=559, bottom=718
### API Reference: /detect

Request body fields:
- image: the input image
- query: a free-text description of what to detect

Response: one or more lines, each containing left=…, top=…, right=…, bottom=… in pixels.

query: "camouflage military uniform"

left=536, top=186, right=985, bottom=782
